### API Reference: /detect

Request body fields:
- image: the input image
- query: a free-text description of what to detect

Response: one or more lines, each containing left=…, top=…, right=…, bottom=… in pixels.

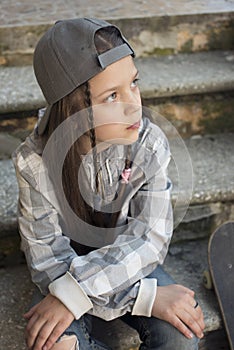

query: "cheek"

left=92, top=103, right=124, bottom=127
left=95, top=124, right=118, bottom=141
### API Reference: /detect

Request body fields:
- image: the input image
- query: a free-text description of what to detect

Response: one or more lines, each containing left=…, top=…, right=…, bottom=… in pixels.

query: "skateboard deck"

left=207, top=221, right=234, bottom=350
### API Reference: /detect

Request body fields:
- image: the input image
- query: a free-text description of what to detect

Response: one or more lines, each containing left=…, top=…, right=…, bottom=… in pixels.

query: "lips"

left=127, top=120, right=141, bottom=130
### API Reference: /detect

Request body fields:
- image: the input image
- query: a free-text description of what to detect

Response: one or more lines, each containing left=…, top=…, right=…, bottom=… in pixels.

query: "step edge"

left=1, top=51, right=234, bottom=114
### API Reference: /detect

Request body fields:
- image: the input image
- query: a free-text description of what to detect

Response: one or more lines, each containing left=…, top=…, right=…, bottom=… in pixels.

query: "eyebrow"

left=94, top=70, right=139, bottom=99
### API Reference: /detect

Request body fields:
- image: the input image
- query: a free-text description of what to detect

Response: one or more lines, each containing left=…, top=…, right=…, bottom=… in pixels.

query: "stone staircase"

left=0, top=1, right=234, bottom=349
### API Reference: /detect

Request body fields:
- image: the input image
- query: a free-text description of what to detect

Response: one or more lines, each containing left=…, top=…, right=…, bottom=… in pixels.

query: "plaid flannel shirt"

left=12, top=117, right=173, bottom=321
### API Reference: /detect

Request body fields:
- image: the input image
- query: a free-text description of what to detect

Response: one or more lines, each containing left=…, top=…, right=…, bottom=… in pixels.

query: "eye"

left=131, top=77, right=140, bottom=88
left=106, top=92, right=117, bottom=103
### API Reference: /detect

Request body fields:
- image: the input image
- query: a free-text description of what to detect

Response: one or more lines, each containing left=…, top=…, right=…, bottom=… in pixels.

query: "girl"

left=13, top=18, right=204, bottom=350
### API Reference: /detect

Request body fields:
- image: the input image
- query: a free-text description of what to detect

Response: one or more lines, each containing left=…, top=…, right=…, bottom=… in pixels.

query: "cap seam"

left=52, top=28, right=77, bottom=88
left=53, top=20, right=100, bottom=88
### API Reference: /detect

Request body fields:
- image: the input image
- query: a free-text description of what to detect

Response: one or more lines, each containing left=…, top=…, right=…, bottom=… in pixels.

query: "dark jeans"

left=31, top=266, right=199, bottom=350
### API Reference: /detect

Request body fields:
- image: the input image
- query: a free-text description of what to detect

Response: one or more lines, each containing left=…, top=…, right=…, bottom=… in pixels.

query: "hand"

left=152, top=284, right=205, bottom=339
left=24, top=293, right=75, bottom=350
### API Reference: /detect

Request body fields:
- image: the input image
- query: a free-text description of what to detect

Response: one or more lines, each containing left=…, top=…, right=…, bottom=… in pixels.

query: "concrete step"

left=1, top=50, right=234, bottom=139
left=0, top=133, right=233, bottom=239
left=0, top=0, right=234, bottom=66
left=139, top=51, right=234, bottom=137
left=0, top=238, right=229, bottom=349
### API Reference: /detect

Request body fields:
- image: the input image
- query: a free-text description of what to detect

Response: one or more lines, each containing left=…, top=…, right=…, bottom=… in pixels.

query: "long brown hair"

left=42, top=27, right=131, bottom=226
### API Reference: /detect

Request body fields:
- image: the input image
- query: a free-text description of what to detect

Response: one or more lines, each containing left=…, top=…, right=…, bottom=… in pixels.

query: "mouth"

left=127, top=120, right=141, bottom=130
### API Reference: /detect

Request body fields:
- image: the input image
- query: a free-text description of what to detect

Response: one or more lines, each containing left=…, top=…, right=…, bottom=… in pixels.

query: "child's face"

left=89, top=55, right=142, bottom=145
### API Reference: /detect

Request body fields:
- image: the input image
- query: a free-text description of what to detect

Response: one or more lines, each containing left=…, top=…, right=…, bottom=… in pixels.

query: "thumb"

left=23, top=304, right=38, bottom=319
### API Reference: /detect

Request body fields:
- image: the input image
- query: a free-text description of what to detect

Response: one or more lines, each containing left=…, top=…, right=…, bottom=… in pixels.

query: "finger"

left=41, top=322, right=68, bottom=350
left=193, top=304, right=205, bottom=332
left=168, top=314, right=194, bottom=339
left=25, top=313, right=47, bottom=349
left=24, top=304, right=39, bottom=319
left=25, top=313, right=39, bottom=349
left=178, top=308, right=204, bottom=339
left=32, top=321, right=58, bottom=350
left=42, top=313, right=75, bottom=350
left=186, top=297, right=205, bottom=333
left=186, top=298, right=205, bottom=332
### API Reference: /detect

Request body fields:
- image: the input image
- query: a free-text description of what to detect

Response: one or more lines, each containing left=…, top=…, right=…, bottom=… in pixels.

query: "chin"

left=122, top=134, right=139, bottom=145
left=108, top=136, right=138, bottom=146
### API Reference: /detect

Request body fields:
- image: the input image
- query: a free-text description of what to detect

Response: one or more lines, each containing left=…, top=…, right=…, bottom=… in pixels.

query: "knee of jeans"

left=53, top=334, right=79, bottom=350
left=145, top=331, right=199, bottom=350
left=170, top=332, right=199, bottom=350
left=139, top=318, right=199, bottom=350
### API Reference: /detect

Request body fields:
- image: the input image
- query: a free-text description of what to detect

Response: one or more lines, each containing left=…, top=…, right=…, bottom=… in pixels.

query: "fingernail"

left=188, top=332, right=194, bottom=339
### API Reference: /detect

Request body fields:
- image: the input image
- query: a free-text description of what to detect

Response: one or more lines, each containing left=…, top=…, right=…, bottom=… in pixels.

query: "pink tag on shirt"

left=121, top=168, right=131, bottom=184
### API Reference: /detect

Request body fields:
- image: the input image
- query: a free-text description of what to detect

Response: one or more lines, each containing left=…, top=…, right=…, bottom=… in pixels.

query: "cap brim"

left=37, top=104, right=53, bottom=135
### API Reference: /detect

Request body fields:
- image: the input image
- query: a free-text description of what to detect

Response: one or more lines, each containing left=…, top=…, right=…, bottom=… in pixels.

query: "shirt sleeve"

left=12, top=130, right=173, bottom=321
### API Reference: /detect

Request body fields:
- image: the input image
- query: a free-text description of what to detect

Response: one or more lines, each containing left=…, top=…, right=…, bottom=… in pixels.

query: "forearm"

left=49, top=270, right=157, bottom=321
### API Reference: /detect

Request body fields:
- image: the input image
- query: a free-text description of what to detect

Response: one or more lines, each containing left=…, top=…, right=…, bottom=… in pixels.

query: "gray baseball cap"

left=33, top=17, right=134, bottom=135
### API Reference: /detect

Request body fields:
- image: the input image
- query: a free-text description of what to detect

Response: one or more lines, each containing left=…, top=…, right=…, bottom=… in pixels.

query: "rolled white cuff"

left=131, top=278, right=157, bottom=317
left=49, top=271, right=93, bottom=319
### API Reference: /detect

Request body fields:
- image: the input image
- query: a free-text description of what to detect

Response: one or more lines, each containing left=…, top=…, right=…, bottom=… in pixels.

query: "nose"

left=124, top=103, right=141, bottom=118
left=123, top=90, right=141, bottom=116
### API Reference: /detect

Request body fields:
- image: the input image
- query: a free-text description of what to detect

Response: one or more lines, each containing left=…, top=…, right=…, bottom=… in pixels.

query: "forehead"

left=89, top=56, right=137, bottom=92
